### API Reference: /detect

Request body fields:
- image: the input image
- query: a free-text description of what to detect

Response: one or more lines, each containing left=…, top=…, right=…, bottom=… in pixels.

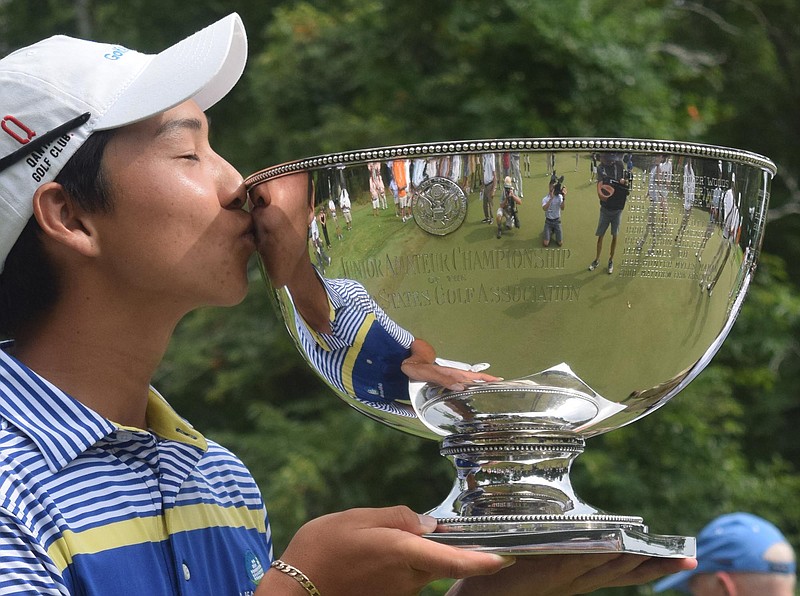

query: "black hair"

left=0, top=130, right=115, bottom=339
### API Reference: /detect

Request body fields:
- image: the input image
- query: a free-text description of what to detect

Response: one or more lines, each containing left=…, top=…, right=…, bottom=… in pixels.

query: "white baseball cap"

left=0, top=13, right=248, bottom=272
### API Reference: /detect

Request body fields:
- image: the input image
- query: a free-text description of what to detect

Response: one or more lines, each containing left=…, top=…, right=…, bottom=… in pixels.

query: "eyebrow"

left=154, top=116, right=207, bottom=137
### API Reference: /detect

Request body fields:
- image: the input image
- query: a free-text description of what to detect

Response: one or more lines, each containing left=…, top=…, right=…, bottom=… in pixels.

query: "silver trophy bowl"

left=246, top=139, right=775, bottom=557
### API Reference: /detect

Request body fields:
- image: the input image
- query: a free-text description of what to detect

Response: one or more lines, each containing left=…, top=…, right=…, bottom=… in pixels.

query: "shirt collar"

left=142, top=387, right=207, bottom=450
left=317, top=268, right=345, bottom=311
left=0, top=344, right=206, bottom=474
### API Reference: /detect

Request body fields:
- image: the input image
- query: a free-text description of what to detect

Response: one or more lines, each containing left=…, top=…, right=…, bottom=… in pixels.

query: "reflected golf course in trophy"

left=245, top=139, right=775, bottom=558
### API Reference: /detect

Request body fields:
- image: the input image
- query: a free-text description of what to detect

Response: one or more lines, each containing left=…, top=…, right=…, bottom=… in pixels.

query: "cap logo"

left=104, top=45, right=130, bottom=61
left=27, top=135, right=74, bottom=182
left=1, top=115, right=36, bottom=145
left=768, top=562, right=793, bottom=574
left=0, top=112, right=89, bottom=175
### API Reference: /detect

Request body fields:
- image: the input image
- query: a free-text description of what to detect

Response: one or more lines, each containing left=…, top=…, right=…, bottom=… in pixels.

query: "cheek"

left=111, top=172, right=215, bottom=245
left=99, top=188, right=225, bottom=285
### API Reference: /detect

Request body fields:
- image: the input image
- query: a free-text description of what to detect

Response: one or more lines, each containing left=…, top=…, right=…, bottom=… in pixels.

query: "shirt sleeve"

left=369, top=297, right=414, bottom=349
left=0, top=509, right=68, bottom=595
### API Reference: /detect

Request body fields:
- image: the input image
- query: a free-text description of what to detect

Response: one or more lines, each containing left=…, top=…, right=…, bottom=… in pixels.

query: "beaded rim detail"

left=245, top=137, right=776, bottom=189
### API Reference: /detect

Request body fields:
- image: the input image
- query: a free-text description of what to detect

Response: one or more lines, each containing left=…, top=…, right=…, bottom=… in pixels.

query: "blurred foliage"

left=2, top=1, right=799, bottom=594
left=240, top=0, right=696, bottom=169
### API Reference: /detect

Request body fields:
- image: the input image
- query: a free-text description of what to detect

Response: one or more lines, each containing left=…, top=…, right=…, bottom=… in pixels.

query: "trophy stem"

left=432, top=425, right=603, bottom=518
left=425, top=425, right=694, bottom=557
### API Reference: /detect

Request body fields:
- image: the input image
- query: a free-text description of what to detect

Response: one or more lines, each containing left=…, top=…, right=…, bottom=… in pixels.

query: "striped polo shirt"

left=288, top=274, right=416, bottom=418
left=0, top=346, right=272, bottom=595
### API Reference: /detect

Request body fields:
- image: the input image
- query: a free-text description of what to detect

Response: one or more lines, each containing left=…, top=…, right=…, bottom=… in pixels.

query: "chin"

left=211, top=265, right=251, bottom=306
left=205, top=287, right=249, bottom=309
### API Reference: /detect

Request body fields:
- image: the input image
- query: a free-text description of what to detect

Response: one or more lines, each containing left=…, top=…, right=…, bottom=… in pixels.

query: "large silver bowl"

left=246, top=138, right=775, bottom=556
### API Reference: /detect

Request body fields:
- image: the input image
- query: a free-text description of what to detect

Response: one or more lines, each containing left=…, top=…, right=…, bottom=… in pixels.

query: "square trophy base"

left=425, top=515, right=695, bottom=557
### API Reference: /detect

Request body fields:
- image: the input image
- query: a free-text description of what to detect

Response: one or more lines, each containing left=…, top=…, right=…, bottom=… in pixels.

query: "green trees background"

left=2, top=1, right=799, bottom=593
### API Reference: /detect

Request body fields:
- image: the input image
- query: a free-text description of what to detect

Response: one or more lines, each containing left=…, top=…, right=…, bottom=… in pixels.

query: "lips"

left=239, top=220, right=257, bottom=252
left=249, top=215, right=267, bottom=245
left=250, top=208, right=282, bottom=247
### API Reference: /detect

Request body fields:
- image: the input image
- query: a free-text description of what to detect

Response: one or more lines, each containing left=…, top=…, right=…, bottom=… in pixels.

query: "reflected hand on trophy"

left=401, top=338, right=501, bottom=392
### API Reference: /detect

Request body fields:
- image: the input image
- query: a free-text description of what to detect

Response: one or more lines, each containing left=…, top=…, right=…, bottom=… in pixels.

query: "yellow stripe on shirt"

left=46, top=502, right=266, bottom=571
left=341, top=312, right=376, bottom=398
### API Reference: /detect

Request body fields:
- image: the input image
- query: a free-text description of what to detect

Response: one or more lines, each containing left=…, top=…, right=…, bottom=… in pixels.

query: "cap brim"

left=95, top=13, right=247, bottom=130
left=652, top=569, right=694, bottom=593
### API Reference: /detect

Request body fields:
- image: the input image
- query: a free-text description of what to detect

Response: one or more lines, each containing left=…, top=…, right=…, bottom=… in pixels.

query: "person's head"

left=248, top=172, right=315, bottom=289
left=551, top=174, right=565, bottom=196
left=503, top=175, right=513, bottom=190
left=654, top=513, right=796, bottom=595
left=0, top=14, right=249, bottom=338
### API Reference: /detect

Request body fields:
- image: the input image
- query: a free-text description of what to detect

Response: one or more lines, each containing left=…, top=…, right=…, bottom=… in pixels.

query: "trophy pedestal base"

left=425, top=515, right=694, bottom=557
left=423, top=428, right=694, bottom=557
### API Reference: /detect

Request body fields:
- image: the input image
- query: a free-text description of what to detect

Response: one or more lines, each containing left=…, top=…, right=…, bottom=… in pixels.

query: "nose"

left=217, top=155, right=247, bottom=210
left=224, top=182, right=248, bottom=210
left=248, top=183, right=270, bottom=210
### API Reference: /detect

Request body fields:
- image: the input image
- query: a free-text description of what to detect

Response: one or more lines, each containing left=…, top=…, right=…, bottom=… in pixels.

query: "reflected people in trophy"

left=309, top=212, right=331, bottom=273
left=317, top=209, right=331, bottom=249
left=674, top=158, right=696, bottom=246
left=480, top=152, right=497, bottom=223
left=589, top=155, right=630, bottom=274
left=501, top=151, right=524, bottom=198
left=650, top=153, right=674, bottom=218
left=699, top=173, right=740, bottom=296
left=327, top=195, right=343, bottom=240
left=696, top=173, right=724, bottom=261
left=338, top=179, right=353, bottom=230
left=636, top=154, right=674, bottom=256
left=385, top=159, right=401, bottom=218
left=392, top=158, right=412, bottom=222
left=448, top=153, right=467, bottom=193
left=367, top=161, right=386, bottom=215
left=249, top=171, right=499, bottom=417
left=495, top=175, right=522, bottom=239
left=541, top=173, right=566, bottom=247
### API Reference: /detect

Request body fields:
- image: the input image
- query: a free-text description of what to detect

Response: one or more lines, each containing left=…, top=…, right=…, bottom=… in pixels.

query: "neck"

left=13, top=294, right=179, bottom=429
left=287, top=264, right=330, bottom=334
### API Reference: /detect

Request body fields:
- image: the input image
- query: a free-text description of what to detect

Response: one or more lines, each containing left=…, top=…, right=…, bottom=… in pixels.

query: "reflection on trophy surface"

left=249, top=171, right=500, bottom=425
left=247, top=139, right=775, bottom=557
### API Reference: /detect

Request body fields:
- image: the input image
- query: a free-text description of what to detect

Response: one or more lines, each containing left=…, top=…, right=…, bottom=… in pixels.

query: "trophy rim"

left=244, top=137, right=777, bottom=189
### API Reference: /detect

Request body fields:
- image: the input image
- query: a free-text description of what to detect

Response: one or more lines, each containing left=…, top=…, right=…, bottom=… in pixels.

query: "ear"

left=32, top=182, right=101, bottom=262
left=714, top=571, right=738, bottom=595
